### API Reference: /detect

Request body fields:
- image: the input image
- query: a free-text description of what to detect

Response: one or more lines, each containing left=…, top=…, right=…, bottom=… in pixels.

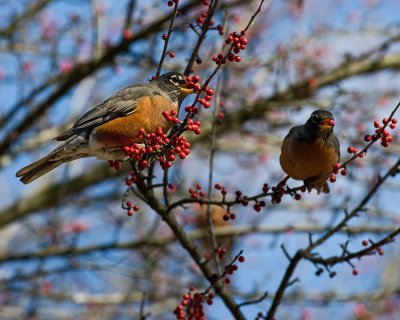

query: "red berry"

left=373, top=120, right=380, bottom=128
left=205, top=87, right=214, bottom=95
left=364, top=135, right=372, bottom=142
left=352, top=269, right=359, bottom=276
left=382, top=117, right=389, bottom=124
left=362, top=240, right=368, bottom=246
left=347, top=146, right=357, bottom=154
left=391, top=118, right=397, bottom=124
left=214, top=183, right=222, bottom=190
left=123, top=29, right=133, bottom=39
left=239, top=36, right=248, bottom=45
left=329, top=174, right=336, bottom=183
left=238, top=256, right=245, bottom=263
left=294, top=193, right=301, bottom=200
left=168, top=183, right=175, bottom=190
left=169, top=51, right=176, bottom=58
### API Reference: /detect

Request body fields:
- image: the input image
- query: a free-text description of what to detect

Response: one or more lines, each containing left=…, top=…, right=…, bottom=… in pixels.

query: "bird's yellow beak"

left=179, top=83, right=197, bottom=95
left=319, top=118, right=335, bottom=128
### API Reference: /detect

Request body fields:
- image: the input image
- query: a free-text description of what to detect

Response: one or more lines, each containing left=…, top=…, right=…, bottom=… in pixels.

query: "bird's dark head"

left=306, top=110, right=335, bottom=133
left=156, top=72, right=196, bottom=102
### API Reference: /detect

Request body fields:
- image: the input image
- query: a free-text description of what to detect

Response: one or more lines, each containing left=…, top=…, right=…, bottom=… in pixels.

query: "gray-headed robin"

left=16, top=72, right=195, bottom=184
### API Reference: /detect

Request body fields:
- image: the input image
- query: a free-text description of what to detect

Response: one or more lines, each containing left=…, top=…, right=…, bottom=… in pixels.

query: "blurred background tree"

left=0, top=0, right=399, bottom=319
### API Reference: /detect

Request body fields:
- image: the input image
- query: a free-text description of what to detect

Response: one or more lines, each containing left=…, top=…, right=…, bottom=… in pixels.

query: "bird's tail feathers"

left=16, top=146, right=84, bottom=184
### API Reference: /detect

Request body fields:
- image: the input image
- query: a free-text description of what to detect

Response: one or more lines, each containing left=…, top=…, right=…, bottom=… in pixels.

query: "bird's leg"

left=303, top=176, right=328, bottom=194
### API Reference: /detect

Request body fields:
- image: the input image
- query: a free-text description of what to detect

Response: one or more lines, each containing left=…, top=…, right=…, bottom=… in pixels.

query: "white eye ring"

left=170, top=75, right=184, bottom=86
left=170, top=76, right=179, bottom=85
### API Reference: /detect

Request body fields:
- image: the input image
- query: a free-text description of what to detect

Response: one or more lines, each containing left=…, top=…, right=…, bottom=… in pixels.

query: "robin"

left=16, top=72, right=196, bottom=184
left=279, top=109, right=340, bottom=193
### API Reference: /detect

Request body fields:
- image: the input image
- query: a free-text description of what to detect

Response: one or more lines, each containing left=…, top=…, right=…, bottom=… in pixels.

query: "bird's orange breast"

left=91, top=95, right=178, bottom=147
left=280, top=137, right=339, bottom=181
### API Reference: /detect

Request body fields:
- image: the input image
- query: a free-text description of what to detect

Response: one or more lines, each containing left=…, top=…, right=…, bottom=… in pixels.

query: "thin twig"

left=184, top=0, right=221, bottom=75
left=156, top=2, right=180, bottom=77
left=237, top=291, right=269, bottom=308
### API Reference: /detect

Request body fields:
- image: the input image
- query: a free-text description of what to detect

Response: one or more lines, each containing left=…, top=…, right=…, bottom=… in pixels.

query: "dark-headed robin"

left=279, top=110, right=340, bottom=193
left=16, top=72, right=195, bottom=184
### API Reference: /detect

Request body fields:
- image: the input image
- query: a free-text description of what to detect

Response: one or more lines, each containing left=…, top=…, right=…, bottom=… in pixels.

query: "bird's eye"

left=311, top=113, right=319, bottom=123
left=169, top=74, right=184, bottom=86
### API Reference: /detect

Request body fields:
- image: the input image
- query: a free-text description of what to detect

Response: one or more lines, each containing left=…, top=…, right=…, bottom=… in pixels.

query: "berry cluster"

left=217, top=246, right=228, bottom=260
left=189, top=184, right=206, bottom=199
left=124, top=201, right=140, bottom=216
left=270, top=181, right=287, bottom=204
left=234, top=190, right=266, bottom=212
left=222, top=264, right=238, bottom=285
left=174, top=290, right=214, bottom=320
left=174, top=252, right=245, bottom=319
left=122, top=126, right=191, bottom=171
left=222, top=210, right=236, bottom=221
left=214, top=183, right=227, bottom=200
left=370, top=117, right=397, bottom=147
left=212, top=31, right=248, bottom=64
left=125, top=170, right=138, bottom=187
left=185, top=75, right=202, bottom=92
left=196, top=10, right=214, bottom=26
left=185, top=74, right=218, bottom=113
left=330, top=163, right=347, bottom=184
left=348, top=116, right=397, bottom=156
left=198, top=87, right=214, bottom=109
left=162, top=110, right=180, bottom=124
left=108, top=160, right=121, bottom=170
left=186, top=119, right=202, bottom=135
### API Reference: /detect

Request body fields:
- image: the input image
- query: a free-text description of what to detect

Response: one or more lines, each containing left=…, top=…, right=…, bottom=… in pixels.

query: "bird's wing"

left=55, top=85, right=155, bottom=141
left=286, top=125, right=306, bottom=140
